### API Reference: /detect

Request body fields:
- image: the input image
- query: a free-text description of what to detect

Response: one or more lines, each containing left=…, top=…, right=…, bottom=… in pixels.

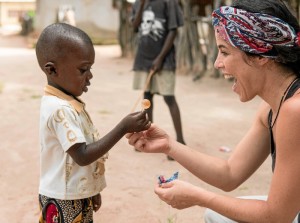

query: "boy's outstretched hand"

left=121, top=110, right=151, bottom=134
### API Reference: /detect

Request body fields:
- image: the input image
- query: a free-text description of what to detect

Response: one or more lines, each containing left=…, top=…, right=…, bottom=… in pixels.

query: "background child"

left=130, top=0, right=185, bottom=161
left=36, top=23, right=150, bottom=223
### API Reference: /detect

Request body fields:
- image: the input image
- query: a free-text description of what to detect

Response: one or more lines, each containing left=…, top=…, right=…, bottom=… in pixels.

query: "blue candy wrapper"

left=158, top=172, right=179, bottom=184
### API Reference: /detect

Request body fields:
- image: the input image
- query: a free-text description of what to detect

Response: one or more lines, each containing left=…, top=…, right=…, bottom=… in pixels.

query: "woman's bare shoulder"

left=254, top=100, right=271, bottom=129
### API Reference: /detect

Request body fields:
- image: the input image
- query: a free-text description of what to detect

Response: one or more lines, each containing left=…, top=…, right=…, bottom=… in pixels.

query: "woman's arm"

left=156, top=97, right=300, bottom=222
left=265, top=95, right=300, bottom=221
left=167, top=102, right=271, bottom=191
left=155, top=180, right=274, bottom=222
left=196, top=97, right=300, bottom=222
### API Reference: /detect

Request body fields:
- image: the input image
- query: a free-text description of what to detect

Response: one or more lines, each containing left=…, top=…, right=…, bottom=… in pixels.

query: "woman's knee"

left=204, top=208, right=235, bottom=223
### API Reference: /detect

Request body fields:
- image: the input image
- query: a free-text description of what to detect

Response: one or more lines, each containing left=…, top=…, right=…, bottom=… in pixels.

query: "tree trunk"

left=177, top=0, right=206, bottom=79
left=113, top=0, right=135, bottom=58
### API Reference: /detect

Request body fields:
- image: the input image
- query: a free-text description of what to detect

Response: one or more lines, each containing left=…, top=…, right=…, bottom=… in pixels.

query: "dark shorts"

left=39, top=194, right=93, bottom=223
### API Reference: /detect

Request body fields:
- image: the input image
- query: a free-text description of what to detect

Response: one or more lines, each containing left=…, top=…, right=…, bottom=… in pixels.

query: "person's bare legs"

left=163, top=95, right=185, bottom=160
left=163, top=95, right=185, bottom=143
left=142, top=93, right=185, bottom=160
left=144, top=93, right=185, bottom=143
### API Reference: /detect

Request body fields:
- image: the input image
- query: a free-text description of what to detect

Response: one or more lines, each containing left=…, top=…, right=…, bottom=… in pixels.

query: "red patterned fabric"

left=212, top=6, right=298, bottom=57
left=39, top=194, right=93, bottom=223
left=46, top=203, right=59, bottom=223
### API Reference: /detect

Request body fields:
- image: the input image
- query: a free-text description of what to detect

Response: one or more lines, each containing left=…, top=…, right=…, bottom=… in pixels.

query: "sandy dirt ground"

left=0, top=33, right=272, bottom=223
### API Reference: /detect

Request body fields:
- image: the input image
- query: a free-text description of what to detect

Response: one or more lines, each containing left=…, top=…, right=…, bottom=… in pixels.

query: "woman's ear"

left=256, top=56, right=269, bottom=66
left=44, top=62, right=57, bottom=76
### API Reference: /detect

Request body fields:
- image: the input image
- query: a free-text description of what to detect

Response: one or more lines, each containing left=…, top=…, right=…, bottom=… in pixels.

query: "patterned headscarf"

left=212, top=6, right=300, bottom=57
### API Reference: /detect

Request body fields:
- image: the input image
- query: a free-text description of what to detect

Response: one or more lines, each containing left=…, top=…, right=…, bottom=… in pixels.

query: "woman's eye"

left=220, top=51, right=228, bottom=56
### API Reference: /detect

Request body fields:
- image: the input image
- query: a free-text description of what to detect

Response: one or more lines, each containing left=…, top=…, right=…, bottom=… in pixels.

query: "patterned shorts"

left=39, top=194, right=93, bottom=223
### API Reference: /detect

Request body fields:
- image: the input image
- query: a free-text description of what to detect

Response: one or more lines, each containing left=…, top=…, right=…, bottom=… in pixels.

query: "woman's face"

left=214, top=32, right=260, bottom=102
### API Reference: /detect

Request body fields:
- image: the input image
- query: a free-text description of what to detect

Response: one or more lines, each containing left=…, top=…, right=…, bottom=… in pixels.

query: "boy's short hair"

left=35, top=23, right=93, bottom=69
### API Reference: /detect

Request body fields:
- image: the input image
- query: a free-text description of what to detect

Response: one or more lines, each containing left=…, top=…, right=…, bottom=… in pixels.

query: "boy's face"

left=49, top=40, right=95, bottom=97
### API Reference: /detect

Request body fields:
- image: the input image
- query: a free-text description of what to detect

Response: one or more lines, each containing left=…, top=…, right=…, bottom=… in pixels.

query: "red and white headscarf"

left=212, top=6, right=300, bottom=57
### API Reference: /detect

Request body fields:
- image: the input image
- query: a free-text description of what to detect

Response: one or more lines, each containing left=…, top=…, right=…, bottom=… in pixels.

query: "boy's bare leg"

left=163, top=95, right=185, bottom=160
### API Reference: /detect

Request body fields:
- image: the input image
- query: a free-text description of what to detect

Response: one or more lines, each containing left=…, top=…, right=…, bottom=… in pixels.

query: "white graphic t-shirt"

left=39, top=85, right=107, bottom=200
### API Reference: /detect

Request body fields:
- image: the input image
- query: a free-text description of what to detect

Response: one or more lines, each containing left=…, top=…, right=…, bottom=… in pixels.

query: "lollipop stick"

left=131, top=70, right=155, bottom=112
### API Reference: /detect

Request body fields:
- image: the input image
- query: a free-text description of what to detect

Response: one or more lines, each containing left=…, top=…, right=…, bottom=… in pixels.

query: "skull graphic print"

left=141, top=7, right=165, bottom=41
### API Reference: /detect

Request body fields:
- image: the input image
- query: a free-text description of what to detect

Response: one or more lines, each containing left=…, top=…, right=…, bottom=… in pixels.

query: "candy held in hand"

left=141, top=99, right=151, bottom=110
left=158, top=172, right=179, bottom=184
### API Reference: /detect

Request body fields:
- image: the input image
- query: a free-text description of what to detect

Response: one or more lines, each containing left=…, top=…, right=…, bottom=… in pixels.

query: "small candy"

left=219, top=146, right=231, bottom=153
left=141, top=99, right=151, bottom=110
left=158, top=176, right=166, bottom=184
left=158, top=172, right=179, bottom=184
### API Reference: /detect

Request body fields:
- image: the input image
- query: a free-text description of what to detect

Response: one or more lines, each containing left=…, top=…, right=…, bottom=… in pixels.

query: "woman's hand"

left=154, top=180, right=205, bottom=209
left=126, top=124, right=170, bottom=154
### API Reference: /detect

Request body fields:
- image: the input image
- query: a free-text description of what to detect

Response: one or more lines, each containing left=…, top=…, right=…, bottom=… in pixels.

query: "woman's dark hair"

left=231, top=0, right=300, bottom=76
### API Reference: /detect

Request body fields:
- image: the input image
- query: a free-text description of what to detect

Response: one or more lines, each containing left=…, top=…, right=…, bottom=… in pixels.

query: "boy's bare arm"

left=67, top=123, right=126, bottom=166
left=131, top=0, right=147, bottom=31
left=67, top=111, right=150, bottom=166
left=152, top=29, right=177, bottom=72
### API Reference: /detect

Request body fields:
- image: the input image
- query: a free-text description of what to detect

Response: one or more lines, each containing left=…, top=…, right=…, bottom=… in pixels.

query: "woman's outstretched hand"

left=126, top=124, right=170, bottom=154
left=154, top=180, right=206, bottom=209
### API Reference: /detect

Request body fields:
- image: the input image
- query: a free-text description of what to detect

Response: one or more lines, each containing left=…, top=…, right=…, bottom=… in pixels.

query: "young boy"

left=36, top=23, right=150, bottom=223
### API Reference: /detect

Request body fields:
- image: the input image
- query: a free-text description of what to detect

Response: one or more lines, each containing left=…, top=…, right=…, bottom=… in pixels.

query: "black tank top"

left=268, top=78, right=300, bottom=171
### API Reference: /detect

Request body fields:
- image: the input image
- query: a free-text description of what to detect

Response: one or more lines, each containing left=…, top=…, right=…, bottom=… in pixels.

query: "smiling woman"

left=126, top=0, right=300, bottom=222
